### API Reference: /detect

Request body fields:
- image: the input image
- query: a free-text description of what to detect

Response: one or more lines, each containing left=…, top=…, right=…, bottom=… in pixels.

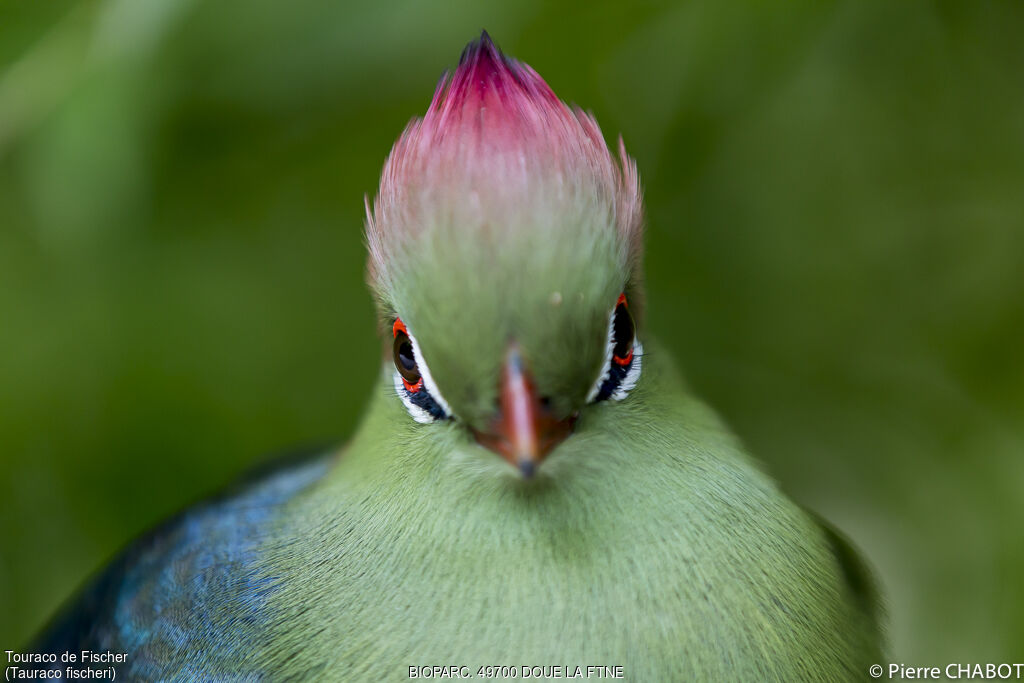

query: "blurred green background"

left=2, top=0, right=1022, bottom=662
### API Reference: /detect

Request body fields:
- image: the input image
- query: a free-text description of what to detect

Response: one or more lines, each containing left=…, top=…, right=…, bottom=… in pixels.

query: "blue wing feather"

left=31, top=450, right=332, bottom=680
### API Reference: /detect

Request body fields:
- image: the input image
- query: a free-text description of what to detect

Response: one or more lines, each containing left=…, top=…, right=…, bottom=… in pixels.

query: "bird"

left=32, top=32, right=882, bottom=681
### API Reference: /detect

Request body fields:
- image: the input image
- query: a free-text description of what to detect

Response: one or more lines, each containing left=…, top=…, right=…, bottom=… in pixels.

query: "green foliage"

left=1, top=0, right=1022, bottom=661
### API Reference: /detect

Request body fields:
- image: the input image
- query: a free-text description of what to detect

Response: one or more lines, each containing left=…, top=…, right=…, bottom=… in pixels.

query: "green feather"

left=245, top=341, right=881, bottom=679
left=385, top=221, right=628, bottom=426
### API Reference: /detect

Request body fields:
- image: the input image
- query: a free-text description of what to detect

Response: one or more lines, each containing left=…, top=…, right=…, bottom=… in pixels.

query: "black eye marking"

left=611, top=293, right=635, bottom=366
left=588, top=293, right=643, bottom=403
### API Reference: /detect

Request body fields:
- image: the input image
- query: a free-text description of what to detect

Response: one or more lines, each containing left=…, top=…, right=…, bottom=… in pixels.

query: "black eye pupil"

left=399, top=342, right=415, bottom=371
left=393, top=331, right=421, bottom=384
left=612, top=303, right=635, bottom=360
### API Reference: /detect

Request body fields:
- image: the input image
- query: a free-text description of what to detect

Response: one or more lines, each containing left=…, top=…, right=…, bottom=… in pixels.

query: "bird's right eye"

left=586, top=293, right=643, bottom=403
left=391, top=318, right=452, bottom=423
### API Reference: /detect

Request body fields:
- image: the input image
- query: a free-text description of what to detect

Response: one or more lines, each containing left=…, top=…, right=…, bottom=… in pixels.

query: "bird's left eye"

left=586, top=293, right=643, bottom=403
left=392, top=318, right=452, bottom=423
left=393, top=328, right=421, bottom=389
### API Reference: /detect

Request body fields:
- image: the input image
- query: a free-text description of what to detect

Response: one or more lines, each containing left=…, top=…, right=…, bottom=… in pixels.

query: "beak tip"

left=517, top=459, right=536, bottom=479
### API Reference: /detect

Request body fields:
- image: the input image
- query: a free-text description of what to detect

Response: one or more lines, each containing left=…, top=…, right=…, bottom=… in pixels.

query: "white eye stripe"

left=611, top=339, right=642, bottom=400
left=393, top=371, right=436, bottom=423
left=394, top=321, right=453, bottom=422
left=586, top=298, right=642, bottom=404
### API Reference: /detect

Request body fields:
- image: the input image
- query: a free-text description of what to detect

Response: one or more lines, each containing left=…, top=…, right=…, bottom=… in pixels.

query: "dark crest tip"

left=458, top=29, right=506, bottom=68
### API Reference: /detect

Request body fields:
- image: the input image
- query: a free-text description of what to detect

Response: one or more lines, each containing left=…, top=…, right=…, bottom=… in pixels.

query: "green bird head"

left=365, top=33, right=644, bottom=476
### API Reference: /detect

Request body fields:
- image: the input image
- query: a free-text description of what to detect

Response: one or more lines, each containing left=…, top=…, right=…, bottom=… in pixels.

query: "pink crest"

left=367, top=32, right=642, bottom=287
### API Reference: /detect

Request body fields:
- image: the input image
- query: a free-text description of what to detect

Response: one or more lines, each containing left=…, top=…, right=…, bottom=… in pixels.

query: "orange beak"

left=473, top=343, right=576, bottom=477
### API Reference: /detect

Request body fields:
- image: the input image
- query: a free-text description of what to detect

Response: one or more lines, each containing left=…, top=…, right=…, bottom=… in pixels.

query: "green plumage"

left=36, top=344, right=882, bottom=679
left=251, top=344, right=881, bottom=679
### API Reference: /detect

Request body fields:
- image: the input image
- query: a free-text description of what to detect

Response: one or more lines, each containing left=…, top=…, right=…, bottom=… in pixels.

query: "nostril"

left=538, top=396, right=553, bottom=409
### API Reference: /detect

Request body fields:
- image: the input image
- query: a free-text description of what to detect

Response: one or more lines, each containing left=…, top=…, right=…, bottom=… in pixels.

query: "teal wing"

left=31, top=449, right=333, bottom=681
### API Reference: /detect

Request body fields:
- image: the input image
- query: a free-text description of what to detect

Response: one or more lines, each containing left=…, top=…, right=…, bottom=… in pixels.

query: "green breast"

left=255, top=345, right=881, bottom=680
